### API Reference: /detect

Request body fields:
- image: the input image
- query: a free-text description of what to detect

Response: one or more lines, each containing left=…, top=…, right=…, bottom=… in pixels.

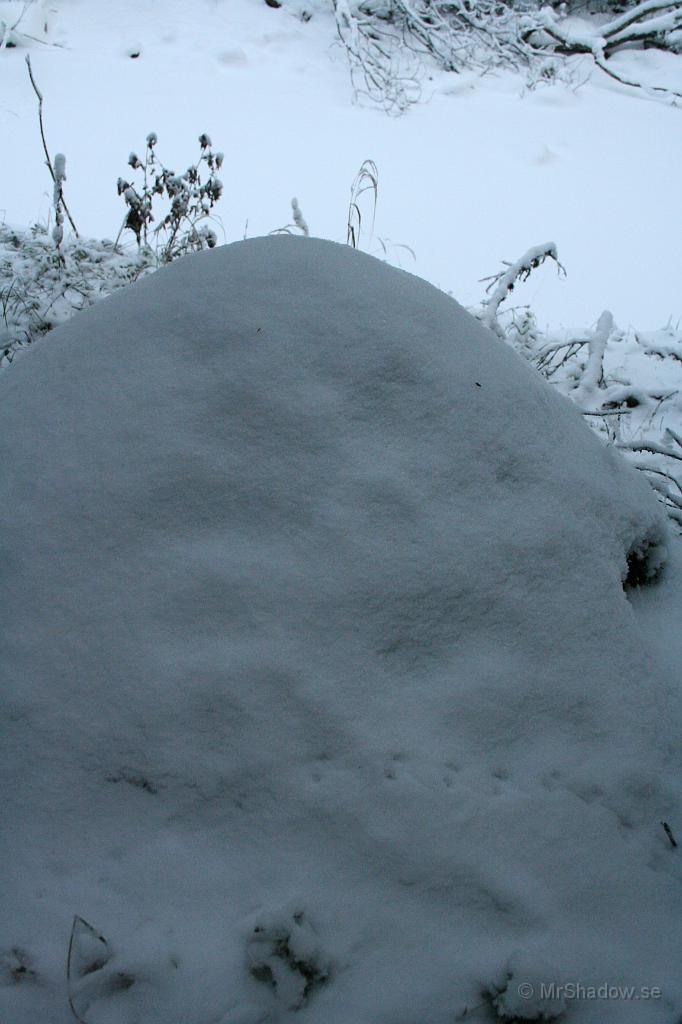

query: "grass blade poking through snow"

left=346, top=159, right=378, bottom=250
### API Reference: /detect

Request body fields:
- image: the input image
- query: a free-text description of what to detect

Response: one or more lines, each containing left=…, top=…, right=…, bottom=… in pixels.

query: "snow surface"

left=2, top=235, right=681, bottom=1023
left=1, top=0, right=682, bottom=328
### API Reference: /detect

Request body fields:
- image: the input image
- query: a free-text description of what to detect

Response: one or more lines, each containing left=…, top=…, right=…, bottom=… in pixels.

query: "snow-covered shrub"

left=478, top=243, right=682, bottom=530
left=116, top=132, right=223, bottom=262
left=0, top=223, right=154, bottom=366
left=1, top=123, right=223, bottom=363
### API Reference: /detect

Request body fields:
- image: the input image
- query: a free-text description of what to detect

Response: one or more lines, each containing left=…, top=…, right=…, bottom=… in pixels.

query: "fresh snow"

left=1, top=0, right=682, bottom=327
left=3, top=2, right=682, bottom=1021
left=2, top=236, right=681, bottom=1024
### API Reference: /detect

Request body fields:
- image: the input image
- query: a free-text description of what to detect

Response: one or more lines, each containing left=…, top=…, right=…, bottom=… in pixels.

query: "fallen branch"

left=594, top=55, right=682, bottom=101
left=537, top=5, right=682, bottom=100
left=601, top=0, right=681, bottom=39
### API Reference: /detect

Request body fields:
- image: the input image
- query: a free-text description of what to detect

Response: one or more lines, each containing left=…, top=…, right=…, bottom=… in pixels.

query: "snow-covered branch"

left=331, top=0, right=682, bottom=111
left=331, top=0, right=422, bottom=113
left=536, top=1, right=682, bottom=97
left=478, top=243, right=565, bottom=337
left=571, top=310, right=613, bottom=408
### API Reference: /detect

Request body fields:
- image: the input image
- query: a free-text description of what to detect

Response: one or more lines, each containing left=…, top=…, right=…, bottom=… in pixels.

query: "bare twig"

left=25, top=56, right=79, bottom=236
left=666, top=426, right=682, bottom=450
left=67, top=916, right=110, bottom=1024
left=661, top=821, right=678, bottom=848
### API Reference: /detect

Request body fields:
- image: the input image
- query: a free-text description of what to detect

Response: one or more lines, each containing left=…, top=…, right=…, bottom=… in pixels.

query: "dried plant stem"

left=25, top=55, right=79, bottom=237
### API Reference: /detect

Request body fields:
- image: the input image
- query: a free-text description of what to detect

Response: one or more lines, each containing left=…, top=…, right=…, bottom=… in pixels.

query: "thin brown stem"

left=25, top=55, right=79, bottom=236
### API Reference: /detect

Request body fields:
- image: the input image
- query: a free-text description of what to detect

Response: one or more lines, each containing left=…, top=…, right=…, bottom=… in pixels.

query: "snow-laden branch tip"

left=51, top=152, right=67, bottom=251
left=572, top=310, right=614, bottom=408
left=291, top=198, right=309, bottom=237
left=479, top=243, right=565, bottom=337
left=618, top=440, right=682, bottom=461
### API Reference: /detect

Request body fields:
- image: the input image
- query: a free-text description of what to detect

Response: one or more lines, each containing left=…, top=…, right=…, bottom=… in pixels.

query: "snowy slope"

left=1, top=0, right=682, bottom=327
left=1, top=236, right=681, bottom=1024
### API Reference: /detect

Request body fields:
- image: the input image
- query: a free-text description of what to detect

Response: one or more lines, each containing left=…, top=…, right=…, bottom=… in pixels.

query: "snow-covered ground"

left=1, top=0, right=682, bottom=328
left=2, top=4, right=682, bottom=1023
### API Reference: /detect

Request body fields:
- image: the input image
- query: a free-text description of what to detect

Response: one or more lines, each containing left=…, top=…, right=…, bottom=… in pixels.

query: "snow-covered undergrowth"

left=473, top=244, right=682, bottom=528
left=332, top=0, right=682, bottom=114
left=2, top=236, right=681, bottom=1024
left=504, top=309, right=682, bottom=529
left=0, top=224, right=153, bottom=363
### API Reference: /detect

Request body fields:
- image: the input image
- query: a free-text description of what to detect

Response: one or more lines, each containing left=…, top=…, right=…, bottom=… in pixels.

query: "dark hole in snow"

left=112, top=972, right=135, bottom=992
left=3, top=948, right=36, bottom=985
left=273, top=936, right=329, bottom=997
left=248, top=915, right=330, bottom=1007
left=251, top=963, right=276, bottom=988
left=79, top=956, right=109, bottom=978
left=605, top=395, right=639, bottom=410
left=623, top=535, right=665, bottom=591
left=129, top=50, right=140, bottom=58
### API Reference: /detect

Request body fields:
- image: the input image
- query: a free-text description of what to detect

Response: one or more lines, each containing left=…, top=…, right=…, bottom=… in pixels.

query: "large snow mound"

left=2, top=236, right=681, bottom=1024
